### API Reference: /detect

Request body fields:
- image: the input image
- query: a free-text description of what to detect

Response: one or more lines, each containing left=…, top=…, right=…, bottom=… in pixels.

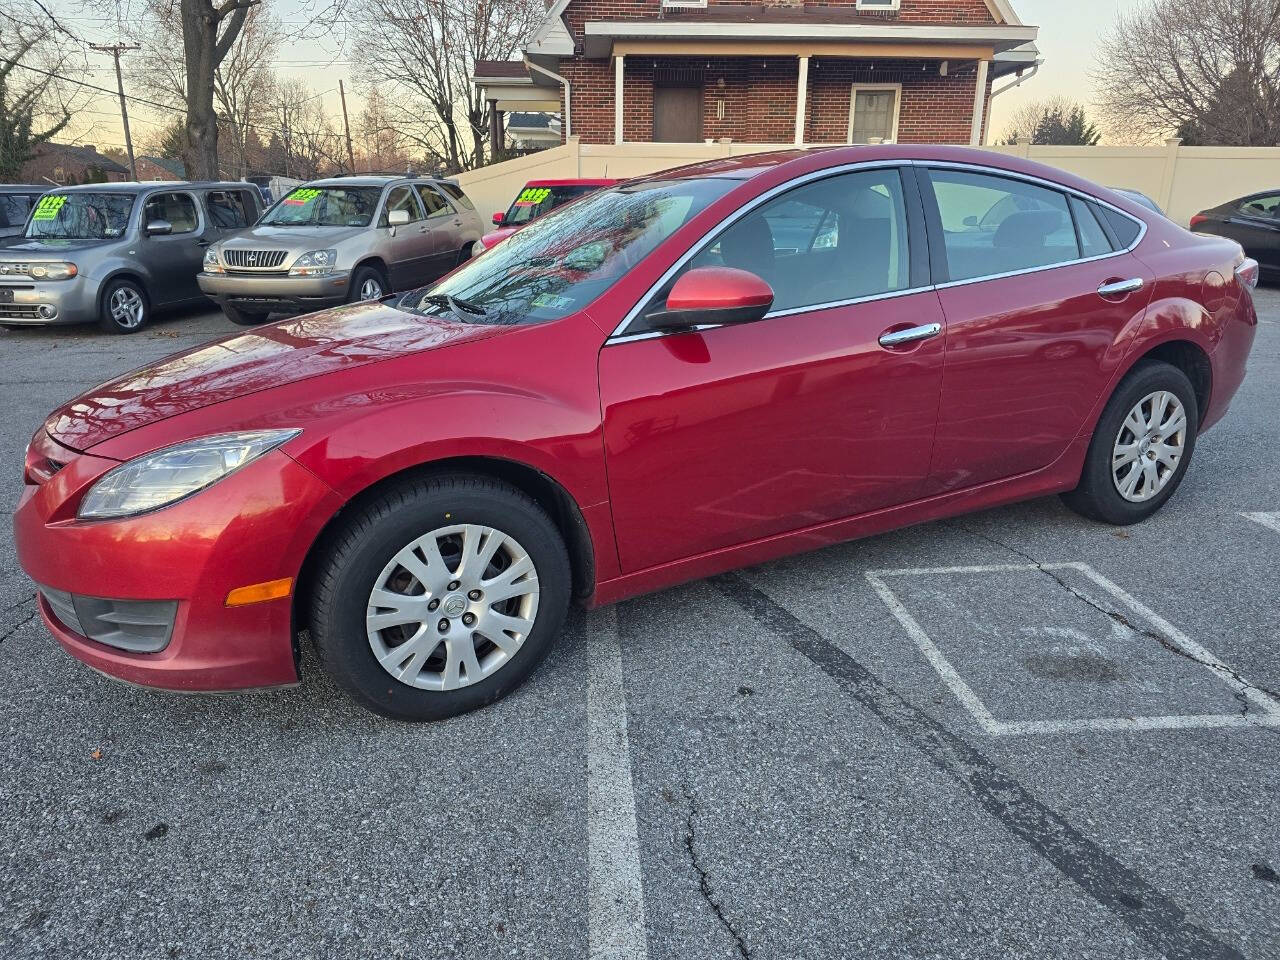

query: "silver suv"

left=198, top=175, right=484, bottom=325
left=0, top=181, right=263, bottom=333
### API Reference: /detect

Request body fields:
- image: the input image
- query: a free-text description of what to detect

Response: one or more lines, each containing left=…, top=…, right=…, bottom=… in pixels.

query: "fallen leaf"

left=90, top=748, right=102, bottom=760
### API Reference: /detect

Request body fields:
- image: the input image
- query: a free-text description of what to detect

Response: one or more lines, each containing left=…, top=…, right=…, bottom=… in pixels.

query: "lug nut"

left=447, top=580, right=460, bottom=591
left=438, top=619, right=449, bottom=632
left=468, top=589, right=482, bottom=601
left=462, top=613, right=476, bottom=627
left=427, top=598, right=439, bottom=611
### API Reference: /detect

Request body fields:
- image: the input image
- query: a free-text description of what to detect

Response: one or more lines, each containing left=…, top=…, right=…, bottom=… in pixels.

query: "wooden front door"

left=653, top=85, right=703, bottom=142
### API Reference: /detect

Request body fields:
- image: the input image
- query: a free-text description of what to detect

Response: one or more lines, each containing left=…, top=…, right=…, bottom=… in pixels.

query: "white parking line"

left=585, top=606, right=650, bottom=960
left=866, top=563, right=1280, bottom=736
left=1242, top=511, right=1280, bottom=535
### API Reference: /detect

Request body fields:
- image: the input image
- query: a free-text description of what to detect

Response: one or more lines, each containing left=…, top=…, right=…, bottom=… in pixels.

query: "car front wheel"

left=221, top=303, right=270, bottom=326
left=310, top=474, right=571, bottom=720
left=1061, top=360, right=1199, bottom=525
left=349, top=265, right=387, bottom=303
left=98, top=278, right=149, bottom=334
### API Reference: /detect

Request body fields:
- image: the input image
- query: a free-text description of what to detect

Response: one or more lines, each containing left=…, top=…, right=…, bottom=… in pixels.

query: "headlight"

left=202, top=247, right=224, bottom=274
left=470, top=240, right=486, bottom=259
left=0, top=261, right=77, bottom=280
left=289, top=249, right=339, bottom=277
left=77, top=429, right=301, bottom=520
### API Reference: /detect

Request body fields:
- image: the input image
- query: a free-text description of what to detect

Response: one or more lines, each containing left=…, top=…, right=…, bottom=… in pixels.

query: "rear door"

left=919, top=165, right=1155, bottom=494
left=140, top=190, right=206, bottom=304
left=600, top=165, right=945, bottom=572
left=415, top=183, right=464, bottom=280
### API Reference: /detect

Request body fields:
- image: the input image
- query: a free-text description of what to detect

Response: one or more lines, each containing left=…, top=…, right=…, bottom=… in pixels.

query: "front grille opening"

left=223, top=249, right=288, bottom=270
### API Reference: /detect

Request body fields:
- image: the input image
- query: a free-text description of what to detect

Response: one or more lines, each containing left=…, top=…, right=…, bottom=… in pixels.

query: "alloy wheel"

left=109, top=287, right=145, bottom=328
left=366, top=523, right=540, bottom=691
left=1111, top=390, right=1187, bottom=502
left=359, top=277, right=384, bottom=300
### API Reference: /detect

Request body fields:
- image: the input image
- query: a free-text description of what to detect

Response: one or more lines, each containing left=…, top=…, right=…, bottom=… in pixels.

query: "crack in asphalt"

left=681, top=785, right=751, bottom=960
left=709, top=573, right=1247, bottom=960
left=0, top=596, right=37, bottom=644
left=954, top=523, right=1280, bottom=714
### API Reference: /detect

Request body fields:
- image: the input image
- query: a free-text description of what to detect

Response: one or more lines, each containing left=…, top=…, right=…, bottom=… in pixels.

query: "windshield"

left=396, top=177, right=736, bottom=326
left=260, top=186, right=382, bottom=227
left=25, top=193, right=135, bottom=240
left=503, top=184, right=601, bottom=226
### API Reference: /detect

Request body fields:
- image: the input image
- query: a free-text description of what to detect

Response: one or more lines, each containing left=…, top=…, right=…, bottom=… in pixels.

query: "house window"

left=848, top=84, right=900, bottom=144
left=855, top=0, right=901, bottom=9
left=660, top=0, right=707, bottom=7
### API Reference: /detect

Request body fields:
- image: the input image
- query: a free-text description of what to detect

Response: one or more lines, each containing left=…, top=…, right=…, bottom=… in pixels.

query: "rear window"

left=438, top=182, right=474, bottom=211
left=503, top=184, right=600, bottom=226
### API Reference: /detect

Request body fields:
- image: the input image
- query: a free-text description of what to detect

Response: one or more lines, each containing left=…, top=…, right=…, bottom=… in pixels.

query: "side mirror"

left=145, top=219, right=173, bottom=236
left=645, top=266, right=774, bottom=332
left=963, top=215, right=979, bottom=227
left=492, top=211, right=505, bottom=225
left=387, top=209, right=410, bottom=227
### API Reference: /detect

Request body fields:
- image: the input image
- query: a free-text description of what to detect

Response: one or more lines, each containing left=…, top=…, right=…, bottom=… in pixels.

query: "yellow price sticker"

left=515, top=187, right=552, bottom=206
left=283, top=188, right=322, bottom=205
left=31, top=195, right=68, bottom=221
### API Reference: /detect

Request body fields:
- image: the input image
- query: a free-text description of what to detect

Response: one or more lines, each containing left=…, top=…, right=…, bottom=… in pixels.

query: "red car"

left=14, top=146, right=1258, bottom=720
left=472, top=178, right=617, bottom=255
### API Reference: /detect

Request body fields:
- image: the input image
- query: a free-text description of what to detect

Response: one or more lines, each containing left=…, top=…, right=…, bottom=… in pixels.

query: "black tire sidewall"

left=348, top=265, right=387, bottom=303
left=313, top=480, right=570, bottom=721
left=1073, top=362, right=1199, bottom=524
left=222, top=304, right=269, bottom=326
left=98, top=278, right=149, bottom=334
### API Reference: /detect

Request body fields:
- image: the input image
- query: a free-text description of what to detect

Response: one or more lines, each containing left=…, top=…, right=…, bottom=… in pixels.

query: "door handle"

left=878, top=322, right=942, bottom=348
left=1098, top=277, right=1143, bottom=298
left=196, top=239, right=211, bottom=247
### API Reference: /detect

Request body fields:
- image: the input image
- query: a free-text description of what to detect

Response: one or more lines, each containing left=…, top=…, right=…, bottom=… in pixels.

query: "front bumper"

left=0, top=277, right=99, bottom=325
left=13, top=433, right=345, bottom=691
left=198, top=271, right=351, bottom=313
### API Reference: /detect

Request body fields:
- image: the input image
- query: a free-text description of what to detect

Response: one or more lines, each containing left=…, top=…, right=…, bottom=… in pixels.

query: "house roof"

left=35, top=143, right=128, bottom=174
left=473, top=60, right=531, bottom=81
left=506, top=112, right=556, bottom=129
left=138, top=154, right=186, bottom=177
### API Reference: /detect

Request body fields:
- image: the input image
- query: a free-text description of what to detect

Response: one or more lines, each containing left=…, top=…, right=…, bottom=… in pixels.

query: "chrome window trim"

left=605, top=158, right=1151, bottom=345
left=606, top=159, right=917, bottom=342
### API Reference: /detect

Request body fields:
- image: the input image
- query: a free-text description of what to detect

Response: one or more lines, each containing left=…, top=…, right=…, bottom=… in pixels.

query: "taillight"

left=1189, top=214, right=1209, bottom=230
left=1236, top=258, right=1260, bottom=290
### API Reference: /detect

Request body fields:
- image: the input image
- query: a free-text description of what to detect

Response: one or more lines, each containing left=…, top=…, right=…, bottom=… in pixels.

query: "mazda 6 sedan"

left=14, top=145, right=1259, bottom=720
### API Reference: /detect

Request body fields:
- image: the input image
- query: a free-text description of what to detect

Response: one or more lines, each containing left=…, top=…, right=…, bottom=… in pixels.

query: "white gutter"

left=523, top=56, right=571, bottom=140
left=990, top=60, right=1041, bottom=99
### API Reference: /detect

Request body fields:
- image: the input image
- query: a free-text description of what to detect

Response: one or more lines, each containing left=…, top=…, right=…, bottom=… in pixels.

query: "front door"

left=140, top=190, right=206, bottom=304
left=653, top=85, right=703, bottom=143
left=601, top=166, right=943, bottom=573
left=919, top=166, right=1156, bottom=494
left=378, top=185, right=435, bottom=290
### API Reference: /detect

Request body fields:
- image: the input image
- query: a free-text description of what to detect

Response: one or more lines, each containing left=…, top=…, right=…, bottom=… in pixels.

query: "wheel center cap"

left=441, top=594, right=467, bottom=617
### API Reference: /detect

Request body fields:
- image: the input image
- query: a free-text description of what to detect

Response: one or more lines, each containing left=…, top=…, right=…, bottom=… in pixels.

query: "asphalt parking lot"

left=2, top=292, right=1279, bottom=960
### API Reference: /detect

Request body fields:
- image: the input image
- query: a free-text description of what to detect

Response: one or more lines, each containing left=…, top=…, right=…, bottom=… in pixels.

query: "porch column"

left=488, top=99, right=501, bottom=155
left=794, top=56, right=809, bottom=146
left=969, top=58, right=989, bottom=146
left=614, top=54, right=625, bottom=144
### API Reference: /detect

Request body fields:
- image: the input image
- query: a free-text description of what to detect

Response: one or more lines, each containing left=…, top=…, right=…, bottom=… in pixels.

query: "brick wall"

left=562, top=0, right=997, bottom=29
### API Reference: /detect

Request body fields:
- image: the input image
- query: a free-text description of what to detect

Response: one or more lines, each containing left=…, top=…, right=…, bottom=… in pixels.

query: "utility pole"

left=280, top=102, right=292, bottom=179
left=90, top=43, right=140, bottom=181
left=338, top=79, right=357, bottom=174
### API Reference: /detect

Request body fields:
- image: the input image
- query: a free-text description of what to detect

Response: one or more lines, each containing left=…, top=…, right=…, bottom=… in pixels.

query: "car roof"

left=39, top=181, right=255, bottom=195
left=524, top=178, right=618, bottom=188
left=0, top=184, right=48, bottom=192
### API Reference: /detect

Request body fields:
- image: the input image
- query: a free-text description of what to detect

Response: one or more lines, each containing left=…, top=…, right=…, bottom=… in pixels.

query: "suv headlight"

left=289, top=249, right=339, bottom=277
left=78, top=429, right=301, bottom=520
left=470, top=240, right=486, bottom=259
left=0, top=261, right=77, bottom=280
left=203, top=247, right=224, bottom=274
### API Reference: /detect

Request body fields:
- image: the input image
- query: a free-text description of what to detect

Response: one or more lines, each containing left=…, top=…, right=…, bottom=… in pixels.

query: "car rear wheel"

left=98, top=278, right=149, bottom=334
left=221, top=303, right=270, bottom=326
left=309, top=474, right=571, bottom=720
left=349, top=265, right=387, bottom=303
left=1061, top=360, right=1198, bottom=525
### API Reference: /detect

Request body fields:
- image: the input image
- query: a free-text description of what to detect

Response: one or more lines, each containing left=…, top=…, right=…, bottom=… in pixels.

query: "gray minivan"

left=0, top=181, right=262, bottom=333
left=197, top=175, right=483, bottom=325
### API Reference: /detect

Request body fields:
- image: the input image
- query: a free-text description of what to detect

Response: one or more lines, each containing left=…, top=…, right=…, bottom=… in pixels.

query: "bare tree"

left=130, top=3, right=279, bottom=177
left=0, top=1, right=85, bottom=179
left=348, top=0, right=541, bottom=172
left=999, top=96, right=1102, bottom=146
left=1095, top=0, right=1280, bottom=145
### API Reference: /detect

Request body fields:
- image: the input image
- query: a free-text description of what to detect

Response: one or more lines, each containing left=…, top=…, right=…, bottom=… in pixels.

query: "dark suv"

left=0, top=185, right=46, bottom=242
left=0, top=181, right=263, bottom=333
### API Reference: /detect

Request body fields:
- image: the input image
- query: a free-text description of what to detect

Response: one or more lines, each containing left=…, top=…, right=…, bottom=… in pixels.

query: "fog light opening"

left=37, top=304, right=56, bottom=319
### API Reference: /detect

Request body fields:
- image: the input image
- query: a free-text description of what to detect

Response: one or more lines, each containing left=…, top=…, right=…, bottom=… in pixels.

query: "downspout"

left=524, top=56, right=571, bottom=141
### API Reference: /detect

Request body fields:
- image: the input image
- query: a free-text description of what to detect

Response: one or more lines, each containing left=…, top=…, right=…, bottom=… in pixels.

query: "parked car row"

left=0, top=175, right=487, bottom=333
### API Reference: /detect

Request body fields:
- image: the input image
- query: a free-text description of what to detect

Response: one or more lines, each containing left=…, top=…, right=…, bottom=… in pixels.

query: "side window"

left=144, top=192, right=199, bottom=234
left=415, top=184, right=452, bottom=218
left=204, top=190, right=252, bottom=229
left=0, top=193, right=36, bottom=228
left=1070, top=197, right=1114, bottom=259
left=1099, top=206, right=1141, bottom=248
left=929, top=169, right=1080, bottom=282
left=438, top=182, right=475, bottom=211
left=379, top=186, right=423, bottom=226
left=651, top=167, right=910, bottom=318
left=1241, top=194, right=1280, bottom=219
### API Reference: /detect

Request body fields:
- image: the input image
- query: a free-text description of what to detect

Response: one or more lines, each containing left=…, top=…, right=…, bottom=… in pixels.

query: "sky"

left=39, top=0, right=1148, bottom=157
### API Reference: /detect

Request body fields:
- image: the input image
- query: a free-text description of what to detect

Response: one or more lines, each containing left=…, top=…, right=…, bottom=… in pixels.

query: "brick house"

left=134, top=155, right=187, bottom=181
left=474, top=0, right=1038, bottom=151
left=19, top=143, right=128, bottom=185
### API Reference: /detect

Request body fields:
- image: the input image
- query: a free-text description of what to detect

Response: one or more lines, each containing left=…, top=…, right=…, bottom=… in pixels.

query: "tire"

left=455, top=244, right=471, bottom=267
left=220, top=303, right=270, bottom=326
left=1061, top=360, right=1199, bottom=525
left=310, top=474, right=571, bottom=721
left=349, top=264, right=388, bottom=303
left=98, top=278, right=149, bottom=334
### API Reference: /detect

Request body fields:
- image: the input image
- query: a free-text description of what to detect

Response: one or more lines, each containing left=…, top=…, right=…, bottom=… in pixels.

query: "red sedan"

left=14, top=146, right=1259, bottom=720
left=473, top=178, right=618, bottom=255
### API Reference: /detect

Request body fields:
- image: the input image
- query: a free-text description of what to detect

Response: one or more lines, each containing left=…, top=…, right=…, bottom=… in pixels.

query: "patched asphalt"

left=2, top=290, right=1278, bottom=960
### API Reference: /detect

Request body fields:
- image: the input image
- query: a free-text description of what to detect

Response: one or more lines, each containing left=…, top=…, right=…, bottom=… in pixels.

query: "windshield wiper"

left=421, top=293, right=487, bottom=321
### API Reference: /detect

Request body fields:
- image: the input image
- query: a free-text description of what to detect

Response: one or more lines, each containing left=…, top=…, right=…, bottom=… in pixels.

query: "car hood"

left=222, top=224, right=367, bottom=247
left=1, top=237, right=113, bottom=256
left=44, top=301, right=513, bottom=452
